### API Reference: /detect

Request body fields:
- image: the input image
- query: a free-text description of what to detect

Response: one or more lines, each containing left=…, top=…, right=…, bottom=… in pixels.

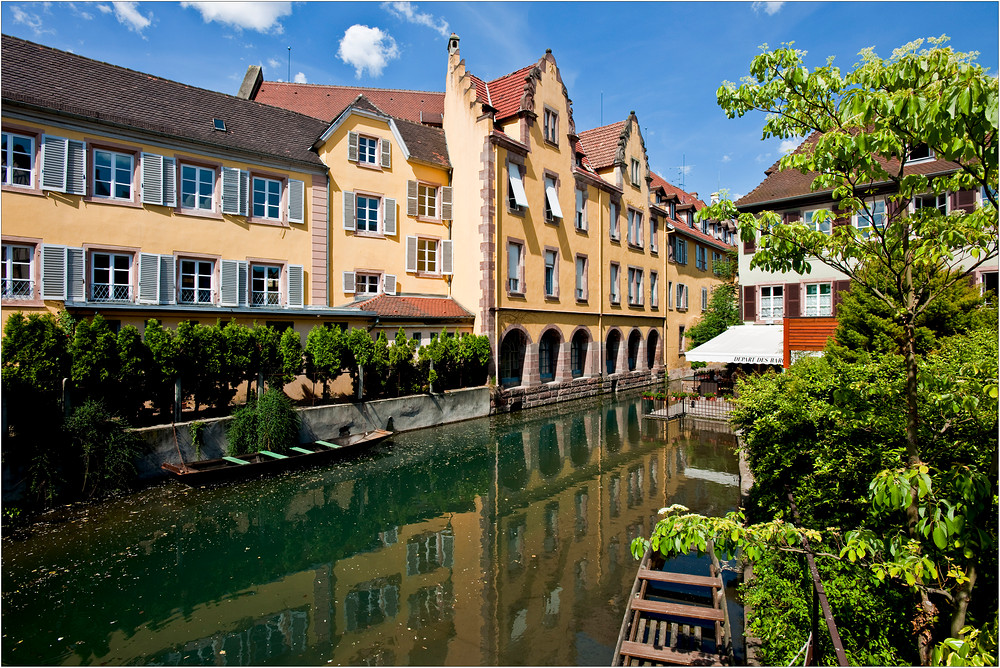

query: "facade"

left=735, top=132, right=997, bottom=366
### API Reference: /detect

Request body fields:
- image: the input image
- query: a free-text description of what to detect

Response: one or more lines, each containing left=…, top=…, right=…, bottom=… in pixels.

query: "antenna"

left=287, top=46, right=291, bottom=82
left=679, top=154, right=686, bottom=190
left=600, top=91, right=603, bottom=125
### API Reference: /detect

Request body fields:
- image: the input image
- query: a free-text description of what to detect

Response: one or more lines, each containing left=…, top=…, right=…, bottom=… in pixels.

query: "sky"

left=3, top=1, right=997, bottom=202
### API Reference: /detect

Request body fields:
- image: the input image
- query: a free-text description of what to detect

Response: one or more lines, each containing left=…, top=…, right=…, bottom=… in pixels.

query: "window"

left=712, top=251, right=723, bottom=273
left=856, top=200, right=885, bottom=238
left=804, top=209, right=831, bottom=235
left=1, top=244, right=33, bottom=299
left=544, top=249, right=558, bottom=298
left=915, top=193, right=947, bottom=213
left=355, top=272, right=381, bottom=296
left=571, top=332, right=587, bottom=378
left=982, top=271, right=998, bottom=306
left=701, top=286, right=709, bottom=310
left=673, top=237, right=688, bottom=265
left=251, top=264, right=282, bottom=306
left=181, top=165, right=214, bottom=211
left=575, top=256, right=587, bottom=301
left=679, top=325, right=686, bottom=353
left=630, top=158, right=640, bottom=186
left=252, top=177, right=281, bottom=220
left=507, top=163, right=529, bottom=210
left=538, top=331, right=558, bottom=381
left=760, top=285, right=783, bottom=319
left=93, top=149, right=133, bottom=200
left=610, top=263, right=620, bottom=304
left=627, top=209, right=643, bottom=247
left=676, top=283, right=689, bottom=310
left=179, top=259, right=213, bottom=304
left=907, top=143, right=933, bottom=162
left=91, top=252, right=132, bottom=302
left=417, top=238, right=438, bottom=273
left=543, top=108, right=558, bottom=144
left=507, top=241, right=523, bottom=293
left=650, top=271, right=658, bottom=308
left=650, top=217, right=658, bottom=253
left=687, top=211, right=695, bottom=228
left=2, top=133, right=34, bottom=187
left=609, top=201, right=620, bottom=240
left=358, top=135, right=378, bottom=165
left=696, top=245, right=707, bottom=270
left=356, top=195, right=381, bottom=233
left=575, top=187, right=587, bottom=231
left=668, top=280, right=673, bottom=309
left=544, top=176, right=562, bottom=222
left=805, top=283, right=832, bottom=316
left=412, top=332, right=422, bottom=347
left=418, top=183, right=437, bottom=218
left=627, top=267, right=643, bottom=306
left=701, top=218, right=708, bottom=234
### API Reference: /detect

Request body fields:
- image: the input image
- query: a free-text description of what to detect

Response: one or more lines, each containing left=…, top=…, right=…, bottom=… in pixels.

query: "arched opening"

left=499, top=329, right=527, bottom=387
left=646, top=329, right=660, bottom=370
left=538, top=329, right=560, bottom=382
left=570, top=330, right=589, bottom=378
left=606, top=330, right=621, bottom=374
left=627, top=329, right=642, bottom=371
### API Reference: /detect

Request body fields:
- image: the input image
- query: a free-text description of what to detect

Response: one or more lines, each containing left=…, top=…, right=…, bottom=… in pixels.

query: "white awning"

left=545, top=181, right=564, bottom=219
left=684, top=324, right=783, bottom=365
left=508, top=163, right=529, bottom=208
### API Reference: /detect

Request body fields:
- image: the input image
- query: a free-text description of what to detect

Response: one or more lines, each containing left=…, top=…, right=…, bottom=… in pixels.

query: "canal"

left=2, top=392, right=742, bottom=666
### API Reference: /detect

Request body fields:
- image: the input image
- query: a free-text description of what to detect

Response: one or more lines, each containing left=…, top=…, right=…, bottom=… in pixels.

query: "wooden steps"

left=638, top=568, right=723, bottom=590
left=620, top=641, right=725, bottom=666
left=630, top=598, right=724, bottom=622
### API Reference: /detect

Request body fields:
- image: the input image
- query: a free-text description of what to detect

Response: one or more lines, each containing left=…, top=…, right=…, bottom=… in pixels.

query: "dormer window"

left=907, top=143, right=933, bottom=162
left=213, top=118, right=226, bottom=132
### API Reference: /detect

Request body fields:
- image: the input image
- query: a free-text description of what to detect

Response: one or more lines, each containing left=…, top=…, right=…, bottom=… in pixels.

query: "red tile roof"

left=577, top=121, right=627, bottom=171
left=253, top=81, right=445, bottom=125
left=649, top=172, right=735, bottom=252
left=341, top=294, right=474, bottom=320
left=485, top=65, right=534, bottom=120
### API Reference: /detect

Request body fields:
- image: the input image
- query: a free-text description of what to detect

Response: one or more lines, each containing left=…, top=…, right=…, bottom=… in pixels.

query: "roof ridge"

left=486, top=63, right=535, bottom=85
left=260, top=80, right=444, bottom=96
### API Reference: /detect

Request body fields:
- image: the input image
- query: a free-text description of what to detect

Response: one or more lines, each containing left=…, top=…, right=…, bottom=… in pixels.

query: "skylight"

left=213, top=118, right=226, bottom=132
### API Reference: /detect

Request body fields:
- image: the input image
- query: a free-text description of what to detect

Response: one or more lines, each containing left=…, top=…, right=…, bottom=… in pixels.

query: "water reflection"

left=2, top=396, right=740, bottom=666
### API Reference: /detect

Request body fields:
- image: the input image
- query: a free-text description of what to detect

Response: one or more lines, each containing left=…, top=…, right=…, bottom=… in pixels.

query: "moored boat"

left=161, top=429, right=393, bottom=487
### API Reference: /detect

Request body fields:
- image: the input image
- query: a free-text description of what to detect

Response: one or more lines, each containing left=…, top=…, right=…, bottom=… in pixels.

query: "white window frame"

left=543, top=248, right=558, bottom=298
left=543, top=108, right=559, bottom=144
left=668, top=280, right=673, bottom=309
left=609, top=200, right=620, bottom=241
left=90, top=251, right=133, bottom=302
left=805, top=282, right=833, bottom=317
left=701, top=286, right=709, bottom=310
left=93, top=148, right=134, bottom=201
left=250, top=263, right=282, bottom=306
left=508, top=163, right=529, bottom=210
left=804, top=208, right=832, bottom=235
left=181, top=164, right=215, bottom=212
left=355, top=272, right=382, bottom=296
left=575, top=187, right=587, bottom=231
left=507, top=240, right=524, bottom=294
left=358, top=135, right=379, bottom=166
left=760, top=285, right=783, bottom=320
left=356, top=194, right=381, bottom=234
left=2, top=132, right=35, bottom=188
left=544, top=176, right=563, bottom=222
left=627, top=267, right=643, bottom=306
left=627, top=208, right=643, bottom=248
left=650, top=217, right=658, bottom=254
left=575, top=255, right=588, bottom=301
left=676, top=283, right=689, bottom=310
left=650, top=270, right=659, bottom=308
left=855, top=200, right=886, bottom=238
left=1, top=243, right=35, bottom=300
left=913, top=192, right=948, bottom=214
left=418, top=183, right=438, bottom=219
left=178, top=258, right=214, bottom=304
left=252, top=176, right=282, bottom=220
left=630, top=158, right=640, bottom=186
left=610, top=262, right=621, bottom=304
left=416, top=237, right=439, bottom=274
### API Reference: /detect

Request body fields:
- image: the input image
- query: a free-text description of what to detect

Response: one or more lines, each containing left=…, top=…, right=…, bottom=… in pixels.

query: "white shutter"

left=221, top=167, right=241, bottom=214
left=66, top=140, right=87, bottom=195
left=66, top=247, right=85, bottom=301
left=545, top=181, right=564, bottom=219
left=407, top=180, right=418, bottom=217
left=406, top=236, right=418, bottom=273
left=220, top=259, right=239, bottom=306
left=41, top=135, right=68, bottom=192
left=162, top=157, right=177, bottom=207
left=441, top=186, right=453, bottom=220
left=384, top=273, right=397, bottom=295
left=343, top=191, right=356, bottom=231
left=239, top=169, right=250, bottom=217
left=348, top=131, right=359, bottom=162
left=288, top=179, right=305, bottom=224
left=41, top=245, right=67, bottom=299
left=381, top=139, right=391, bottom=168
left=287, top=264, right=304, bottom=307
left=159, top=255, right=175, bottom=304
left=508, top=163, right=529, bottom=208
left=343, top=271, right=356, bottom=294
left=238, top=261, right=248, bottom=306
left=141, top=153, right=164, bottom=205
left=441, top=240, right=453, bottom=275
left=139, top=253, right=160, bottom=304
left=383, top=198, right=397, bottom=235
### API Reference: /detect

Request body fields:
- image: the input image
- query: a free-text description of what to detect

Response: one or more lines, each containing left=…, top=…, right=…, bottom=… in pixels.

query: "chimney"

left=236, top=65, right=263, bottom=100
left=710, top=192, right=719, bottom=205
left=690, top=192, right=698, bottom=201
left=448, top=33, right=460, bottom=56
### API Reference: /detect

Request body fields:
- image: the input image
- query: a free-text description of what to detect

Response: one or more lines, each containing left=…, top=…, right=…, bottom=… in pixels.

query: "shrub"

left=226, top=399, right=259, bottom=457
left=64, top=399, right=144, bottom=498
left=225, top=389, right=300, bottom=456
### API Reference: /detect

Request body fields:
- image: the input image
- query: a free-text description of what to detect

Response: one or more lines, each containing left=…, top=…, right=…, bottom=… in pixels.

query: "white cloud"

left=752, top=1, right=785, bottom=15
left=10, top=6, right=50, bottom=35
left=337, top=24, right=399, bottom=78
left=267, top=57, right=282, bottom=69
left=680, top=164, right=694, bottom=176
left=97, top=4, right=112, bottom=12
left=779, top=138, right=801, bottom=154
left=110, top=2, right=152, bottom=34
left=293, top=71, right=307, bottom=84
left=381, top=1, right=449, bottom=38
left=721, top=154, right=732, bottom=163
left=181, top=2, right=291, bottom=33
left=67, top=3, right=94, bottom=20
left=755, top=153, right=772, bottom=164
left=730, top=193, right=744, bottom=201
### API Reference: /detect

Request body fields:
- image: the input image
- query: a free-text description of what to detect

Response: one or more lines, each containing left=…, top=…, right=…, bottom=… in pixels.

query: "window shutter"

left=162, top=157, right=177, bottom=207
left=138, top=253, right=160, bottom=304
left=287, top=264, right=304, bottom=307
left=952, top=189, right=977, bottom=214
left=219, top=260, right=238, bottom=306
left=343, top=271, right=356, bottom=294
left=441, top=240, right=454, bottom=275
left=381, top=139, right=391, bottom=169
left=159, top=255, right=175, bottom=304
left=221, top=167, right=241, bottom=214
left=832, top=280, right=851, bottom=316
left=743, top=233, right=756, bottom=254
left=66, top=247, right=85, bottom=301
left=743, top=285, right=756, bottom=321
left=544, top=180, right=564, bottom=219
left=41, top=245, right=67, bottom=299
left=441, top=186, right=453, bottom=220
left=288, top=179, right=305, bottom=224
left=508, top=163, right=529, bottom=208
left=407, top=180, right=419, bottom=217
left=141, top=153, right=165, bottom=205
left=239, top=169, right=250, bottom=217
left=383, top=198, right=397, bottom=235
left=66, top=140, right=87, bottom=195
left=785, top=282, right=801, bottom=317
left=41, top=135, right=68, bottom=192
left=406, top=236, right=418, bottom=273
left=384, top=273, right=397, bottom=295
left=238, top=261, right=248, bottom=306
left=343, top=191, right=356, bottom=231
left=348, top=131, right=359, bottom=162
left=683, top=285, right=689, bottom=309
left=832, top=203, right=849, bottom=227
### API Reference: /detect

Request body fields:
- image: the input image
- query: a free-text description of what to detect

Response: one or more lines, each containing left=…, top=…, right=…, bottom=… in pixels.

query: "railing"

left=2, top=279, right=33, bottom=299
left=179, top=288, right=213, bottom=304
left=642, top=372, right=737, bottom=422
left=91, top=284, right=132, bottom=302
left=251, top=291, right=282, bottom=307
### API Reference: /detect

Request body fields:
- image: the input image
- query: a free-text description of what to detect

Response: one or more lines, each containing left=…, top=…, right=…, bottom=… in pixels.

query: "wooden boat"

left=613, top=543, right=732, bottom=666
left=161, top=429, right=393, bottom=487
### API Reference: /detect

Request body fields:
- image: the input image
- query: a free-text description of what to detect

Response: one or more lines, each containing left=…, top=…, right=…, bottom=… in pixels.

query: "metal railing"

left=91, top=284, right=132, bottom=302
left=1, top=279, right=33, bottom=299
left=179, top=288, right=213, bottom=304
left=251, top=291, right=282, bottom=307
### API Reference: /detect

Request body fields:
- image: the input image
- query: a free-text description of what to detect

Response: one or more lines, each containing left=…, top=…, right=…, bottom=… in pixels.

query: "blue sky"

left=4, top=1, right=997, bottom=201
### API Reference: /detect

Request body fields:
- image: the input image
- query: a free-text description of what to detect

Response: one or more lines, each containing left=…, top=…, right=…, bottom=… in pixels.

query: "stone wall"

left=491, top=369, right=664, bottom=413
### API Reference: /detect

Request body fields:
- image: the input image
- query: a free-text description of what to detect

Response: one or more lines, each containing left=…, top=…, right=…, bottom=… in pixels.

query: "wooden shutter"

left=66, top=140, right=87, bottom=195
left=66, top=248, right=84, bottom=301
left=407, top=180, right=418, bottom=216
left=381, top=139, right=391, bottom=168
left=441, top=186, right=453, bottom=220
left=405, top=236, right=418, bottom=273
left=239, top=170, right=250, bottom=216
left=220, top=260, right=240, bottom=306
left=141, top=153, right=164, bottom=205
left=41, top=135, right=68, bottom=192
left=384, top=274, right=397, bottom=295
left=138, top=253, right=160, bottom=304
left=348, top=131, right=359, bottom=162
left=159, top=255, right=175, bottom=304
left=441, top=240, right=454, bottom=275
left=287, top=264, right=304, bottom=307
left=785, top=282, right=801, bottom=317
left=162, top=157, right=177, bottom=207
left=951, top=189, right=977, bottom=214
left=343, top=271, right=356, bottom=294
left=832, top=279, right=851, bottom=316
left=832, top=203, right=850, bottom=227
left=343, top=191, right=356, bottom=231
left=668, top=238, right=676, bottom=262
left=221, top=167, right=241, bottom=214
left=743, top=233, right=756, bottom=254
left=237, top=261, right=248, bottom=306
left=742, top=285, right=756, bottom=321
left=783, top=211, right=802, bottom=224
left=41, top=245, right=66, bottom=299
left=383, top=198, right=397, bottom=235
left=288, top=179, right=305, bottom=224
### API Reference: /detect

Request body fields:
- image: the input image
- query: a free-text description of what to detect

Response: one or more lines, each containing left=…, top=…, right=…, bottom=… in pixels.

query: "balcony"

left=251, top=291, right=282, bottom=307
left=2, top=279, right=33, bottom=300
left=91, top=284, right=132, bottom=303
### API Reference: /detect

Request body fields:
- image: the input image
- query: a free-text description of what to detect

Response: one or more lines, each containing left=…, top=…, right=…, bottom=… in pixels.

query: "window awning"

left=508, top=163, right=529, bottom=208
left=545, top=181, right=564, bottom=218
left=684, top=324, right=783, bottom=365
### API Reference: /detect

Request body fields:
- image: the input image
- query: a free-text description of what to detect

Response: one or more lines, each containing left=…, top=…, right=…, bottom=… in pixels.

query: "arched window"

left=606, top=330, right=621, bottom=374
left=646, top=330, right=660, bottom=370
left=571, top=330, right=589, bottom=378
left=538, top=329, right=560, bottom=382
left=627, top=330, right=642, bottom=371
left=500, top=330, right=527, bottom=387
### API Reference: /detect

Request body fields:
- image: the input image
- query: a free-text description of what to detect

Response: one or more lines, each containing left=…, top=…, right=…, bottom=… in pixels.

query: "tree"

left=685, top=282, right=741, bottom=350
left=277, top=327, right=304, bottom=389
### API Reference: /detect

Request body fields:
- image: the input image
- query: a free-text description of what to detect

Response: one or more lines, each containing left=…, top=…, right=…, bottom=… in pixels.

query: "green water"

left=1, top=393, right=741, bottom=666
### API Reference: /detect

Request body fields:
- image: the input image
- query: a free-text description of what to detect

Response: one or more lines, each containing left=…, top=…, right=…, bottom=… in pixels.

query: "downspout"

left=662, top=216, right=668, bottom=376
left=598, top=187, right=605, bottom=380
left=327, top=172, right=333, bottom=308
left=494, top=141, right=502, bottom=383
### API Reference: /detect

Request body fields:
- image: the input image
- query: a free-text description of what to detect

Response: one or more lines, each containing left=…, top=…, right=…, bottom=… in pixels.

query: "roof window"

left=213, top=118, right=227, bottom=132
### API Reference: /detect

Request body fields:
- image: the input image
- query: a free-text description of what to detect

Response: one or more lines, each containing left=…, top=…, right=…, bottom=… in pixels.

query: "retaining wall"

left=491, top=369, right=664, bottom=413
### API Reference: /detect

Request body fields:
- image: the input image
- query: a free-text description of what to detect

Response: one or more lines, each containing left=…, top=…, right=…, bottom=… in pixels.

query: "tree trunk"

left=915, top=590, right=938, bottom=665
left=950, top=565, right=977, bottom=637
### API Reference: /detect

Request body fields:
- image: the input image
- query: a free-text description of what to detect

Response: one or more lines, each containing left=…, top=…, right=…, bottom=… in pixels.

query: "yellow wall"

left=665, top=231, right=728, bottom=370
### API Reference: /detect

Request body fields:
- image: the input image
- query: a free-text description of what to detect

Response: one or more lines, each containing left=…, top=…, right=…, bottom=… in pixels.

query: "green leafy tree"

left=278, top=327, right=304, bottom=388
left=345, top=327, right=377, bottom=399
left=685, top=282, right=741, bottom=350
left=221, top=320, right=254, bottom=402
left=1, top=311, right=71, bottom=395
left=304, top=324, right=345, bottom=399
left=250, top=323, right=281, bottom=391
left=116, top=324, right=150, bottom=421
left=142, top=319, right=179, bottom=417
left=388, top=328, right=419, bottom=396
left=69, top=315, right=120, bottom=403
left=63, top=399, right=144, bottom=498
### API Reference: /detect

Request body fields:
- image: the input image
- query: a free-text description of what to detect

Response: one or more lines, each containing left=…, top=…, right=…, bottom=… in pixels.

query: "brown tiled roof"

left=485, top=65, right=534, bottom=120
left=737, top=131, right=963, bottom=208
left=469, top=74, right=491, bottom=108
left=342, top=294, right=474, bottom=320
left=649, top=171, right=734, bottom=252
left=326, top=95, right=450, bottom=169
left=253, top=81, right=444, bottom=125
left=577, top=121, right=627, bottom=171
left=1, top=34, right=327, bottom=169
